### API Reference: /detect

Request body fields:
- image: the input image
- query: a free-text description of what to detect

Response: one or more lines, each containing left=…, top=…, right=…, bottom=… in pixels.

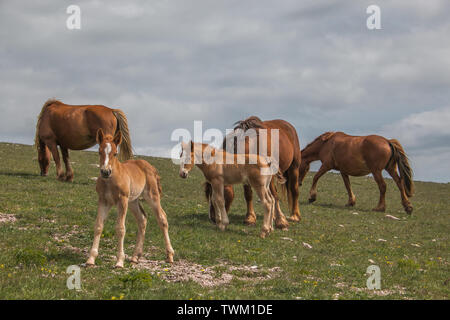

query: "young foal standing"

left=86, top=129, right=174, bottom=268
left=179, top=141, right=284, bottom=238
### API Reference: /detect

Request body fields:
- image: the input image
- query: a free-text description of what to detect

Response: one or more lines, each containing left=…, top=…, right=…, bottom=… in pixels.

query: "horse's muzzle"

left=100, top=169, right=112, bottom=179
left=179, top=171, right=188, bottom=179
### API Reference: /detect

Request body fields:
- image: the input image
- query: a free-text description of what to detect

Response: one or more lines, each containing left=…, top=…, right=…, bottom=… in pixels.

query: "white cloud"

left=380, top=107, right=450, bottom=149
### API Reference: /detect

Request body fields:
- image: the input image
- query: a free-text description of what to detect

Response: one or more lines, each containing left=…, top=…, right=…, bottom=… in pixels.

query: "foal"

left=179, top=141, right=284, bottom=238
left=86, top=129, right=174, bottom=268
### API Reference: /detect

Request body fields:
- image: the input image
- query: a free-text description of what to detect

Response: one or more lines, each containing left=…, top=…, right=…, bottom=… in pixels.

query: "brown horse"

left=179, top=141, right=285, bottom=238
left=86, top=129, right=174, bottom=268
left=35, top=99, right=133, bottom=181
left=299, top=132, right=414, bottom=214
left=205, top=116, right=302, bottom=229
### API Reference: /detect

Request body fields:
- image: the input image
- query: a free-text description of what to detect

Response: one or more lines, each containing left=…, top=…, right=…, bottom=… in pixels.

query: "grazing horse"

left=205, top=116, right=302, bottom=228
left=35, top=99, right=133, bottom=181
left=299, top=132, right=414, bottom=214
left=179, top=141, right=285, bottom=238
left=86, top=129, right=174, bottom=268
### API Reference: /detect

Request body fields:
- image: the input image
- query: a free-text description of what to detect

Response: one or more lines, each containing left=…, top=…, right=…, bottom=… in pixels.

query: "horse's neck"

left=195, top=162, right=213, bottom=179
left=110, top=161, right=125, bottom=181
left=302, top=144, right=321, bottom=163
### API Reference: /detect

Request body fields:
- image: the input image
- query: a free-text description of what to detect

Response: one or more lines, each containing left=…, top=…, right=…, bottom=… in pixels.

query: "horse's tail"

left=112, top=109, right=133, bottom=161
left=34, top=98, right=59, bottom=150
left=388, top=139, right=414, bottom=197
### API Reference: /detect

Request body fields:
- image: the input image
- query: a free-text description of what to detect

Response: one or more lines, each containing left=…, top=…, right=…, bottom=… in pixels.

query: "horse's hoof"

left=288, top=215, right=301, bottom=222
left=244, top=219, right=256, bottom=226
left=65, top=176, right=74, bottom=182
left=405, top=206, right=413, bottom=215
left=275, top=220, right=289, bottom=230
left=345, top=202, right=355, bottom=207
left=166, top=254, right=174, bottom=264
left=372, top=207, right=386, bottom=212
left=308, top=198, right=316, bottom=203
left=114, top=264, right=124, bottom=269
left=259, top=232, right=267, bottom=239
left=84, top=262, right=95, bottom=268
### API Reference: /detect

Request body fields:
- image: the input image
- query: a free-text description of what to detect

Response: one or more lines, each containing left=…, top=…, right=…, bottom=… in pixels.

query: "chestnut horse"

left=86, top=129, right=174, bottom=268
left=205, top=116, right=302, bottom=229
left=299, top=132, right=414, bottom=214
left=179, top=141, right=285, bottom=238
left=35, top=99, right=133, bottom=181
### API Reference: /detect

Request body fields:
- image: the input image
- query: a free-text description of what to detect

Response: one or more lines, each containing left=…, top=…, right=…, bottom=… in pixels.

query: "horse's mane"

left=233, top=116, right=264, bottom=131
left=303, top=132, right=335, bottom=151
left=222, top=116, right=263, bottom=151
left=34, top=98, right=62, bottom=149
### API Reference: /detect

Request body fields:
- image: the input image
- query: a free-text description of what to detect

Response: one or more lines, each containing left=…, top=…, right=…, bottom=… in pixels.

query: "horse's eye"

left=114, top=153, right=118, bottom=157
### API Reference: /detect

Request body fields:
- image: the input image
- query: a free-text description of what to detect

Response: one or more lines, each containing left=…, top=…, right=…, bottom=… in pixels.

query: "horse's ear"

left=96, top=128, right=104, bottom=144
left=113, top=130, right=122, bottom=146
left=190, top=140, right=194, bottom=152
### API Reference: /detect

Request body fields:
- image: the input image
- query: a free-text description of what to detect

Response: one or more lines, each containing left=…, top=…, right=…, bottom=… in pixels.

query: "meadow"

left=0, top=142, right=448, bottom=299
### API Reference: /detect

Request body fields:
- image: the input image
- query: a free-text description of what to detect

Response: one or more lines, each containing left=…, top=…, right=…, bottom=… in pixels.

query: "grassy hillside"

left=0, top=142, right=448, bottom=299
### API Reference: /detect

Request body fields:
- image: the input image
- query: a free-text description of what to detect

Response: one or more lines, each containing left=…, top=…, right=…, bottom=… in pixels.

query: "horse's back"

left=330, top=133, right=392, bottom=173
left=123, top=159, right=159, bottom=180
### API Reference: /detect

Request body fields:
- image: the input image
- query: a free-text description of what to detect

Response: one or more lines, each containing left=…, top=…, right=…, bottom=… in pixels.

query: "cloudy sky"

left=1, top=0, right=449, bottom=182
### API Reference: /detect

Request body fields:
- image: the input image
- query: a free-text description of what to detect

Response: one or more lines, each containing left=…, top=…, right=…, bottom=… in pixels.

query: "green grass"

left=0, top=142, right=448, bottom=299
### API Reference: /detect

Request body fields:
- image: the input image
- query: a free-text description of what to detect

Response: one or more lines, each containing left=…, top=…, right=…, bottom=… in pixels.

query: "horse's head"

left=96, top=128, right=122, bottom=179
left=179, top=141, right=195, bottom=179
left=37, top=144, right=51, bottom=176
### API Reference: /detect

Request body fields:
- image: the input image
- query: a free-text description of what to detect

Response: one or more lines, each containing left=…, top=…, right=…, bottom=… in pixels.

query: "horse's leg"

left=243, top=184, right=257, bottom=226
left=267, top=180, right=276, bottom=233
left=86, top=200, right=111, bottom=266
left=210, top=185, right=233, bottom=224
left=253, top=183, right=273, bottom=239
left=386, top=166, right=413, bottom=214
left=60, top=147, right=74, bottom=182
left=144, top=189, right=174, bottom=263
left=114, top=196, right=129, bottom=268
left=372, top=171, right=387, bottom=212
left=341, top=173, right=356, bottom=207
left=287, top=166, right=302, bottom=222
left=224, top=185, right=234, bottom=214
left=269, top=179, right=289, bottom=230
left=46, top=141, right=64, bottom=180
left=128, top=200, right=148, bottom=264
left=211, top=182, right=229, bottom=231
left=309, top=164, right=330, bottom=203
